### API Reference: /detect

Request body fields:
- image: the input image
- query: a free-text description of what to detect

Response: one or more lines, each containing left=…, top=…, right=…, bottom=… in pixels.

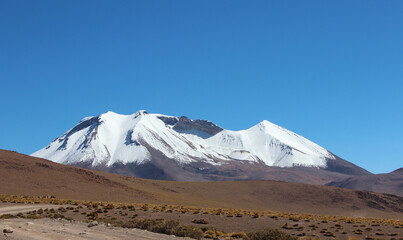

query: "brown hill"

left=0, top=149, right=401, bottom=219
left=327, top=168, right=403, bottom=197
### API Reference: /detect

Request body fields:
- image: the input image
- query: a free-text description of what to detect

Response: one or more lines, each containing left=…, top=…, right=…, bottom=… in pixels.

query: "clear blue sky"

left=1, top=0, right=402, bottom=174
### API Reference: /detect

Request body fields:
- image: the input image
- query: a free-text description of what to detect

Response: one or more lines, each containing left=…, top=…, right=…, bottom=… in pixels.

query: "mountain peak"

left=99, top=110, right=122, bottom=118
left=256, top=119, right=287, bottom=129
left=102, top=110, right=117, bottom=115
left=256, top=119, right=275, bottom=128
left=136, top=110, right=148, bottom=115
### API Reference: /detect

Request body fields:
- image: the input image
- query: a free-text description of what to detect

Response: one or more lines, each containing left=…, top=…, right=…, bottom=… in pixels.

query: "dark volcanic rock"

left=3, top=228, right=13, bottom=234
left=173, top=116, right=223, bottom=136
left=157, top=116, right=179, bottom=126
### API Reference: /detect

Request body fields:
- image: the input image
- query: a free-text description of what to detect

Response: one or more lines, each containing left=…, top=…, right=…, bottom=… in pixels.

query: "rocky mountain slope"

left=327, top=168, right=403, bottom=197
left=32, top=110, right=369, bottom=184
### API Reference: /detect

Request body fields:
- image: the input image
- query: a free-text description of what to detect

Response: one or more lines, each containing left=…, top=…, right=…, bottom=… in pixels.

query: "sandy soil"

left=0, top=205, right=192, bottom=240
left=1, top=218, right=194, bottom=240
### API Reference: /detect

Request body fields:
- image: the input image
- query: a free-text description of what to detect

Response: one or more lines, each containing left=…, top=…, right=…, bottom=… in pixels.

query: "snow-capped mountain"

left=32, top=110, right=369, bottom=183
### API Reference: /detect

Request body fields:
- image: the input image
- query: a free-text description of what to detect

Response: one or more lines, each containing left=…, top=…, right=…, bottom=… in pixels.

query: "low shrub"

left=58, top=207, right=67, bottom=212
left=192, top=219, right=209, bottom=224
left=175, top=225, right=204, bottom=239
left=104, top=204, right=115, bottom=209
left=252, top=212, right=260, bottom=218
left=0, top=214, right=16, bottom=219
left=230, top=232, right=248, bottom=238
left=121, top=219, right=203, bottom=240
left=247, top=229, right=297, bottom=240
left=141, top=204, right=149, bottom=211
left=52, top=213, right=65, bottom=219
left=26, top=214, right=41, bottom=219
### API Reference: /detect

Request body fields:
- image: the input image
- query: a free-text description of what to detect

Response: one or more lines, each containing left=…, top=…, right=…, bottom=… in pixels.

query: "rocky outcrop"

left=173, top=116, right=223, bottom=136
left=157, top=116, right=179, bottom=126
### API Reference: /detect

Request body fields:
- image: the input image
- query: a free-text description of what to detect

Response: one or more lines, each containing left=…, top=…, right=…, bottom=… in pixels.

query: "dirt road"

left=0, top=204, right=66, bottom=216
left=0, top=205, right=193, bottom=240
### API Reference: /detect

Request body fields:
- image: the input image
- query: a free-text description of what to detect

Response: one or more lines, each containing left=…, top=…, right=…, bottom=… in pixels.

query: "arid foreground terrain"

left=1, top=150, right=402, bottom=239
left=0, top=203, right=193, bottom=240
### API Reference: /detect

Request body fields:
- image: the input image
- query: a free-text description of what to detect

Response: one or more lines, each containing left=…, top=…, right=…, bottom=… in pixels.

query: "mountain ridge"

left=327, top=167, right=403, bottom=197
